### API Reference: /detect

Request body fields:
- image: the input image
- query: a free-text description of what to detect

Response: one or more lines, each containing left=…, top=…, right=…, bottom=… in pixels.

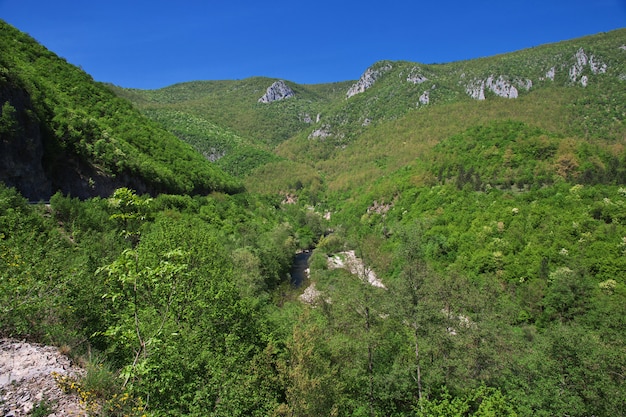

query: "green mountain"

left=118, top=29, right=626, bottom=197
left=1, top=20, right=626, bottom=417
left=0, top=20, right=241, bottom=200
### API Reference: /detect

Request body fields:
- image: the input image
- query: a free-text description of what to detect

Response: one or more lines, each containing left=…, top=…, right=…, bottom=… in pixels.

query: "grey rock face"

left=465, top=79, right=486, bottom=100
left=407, top=67, right=428, bottom=84
left=465, top=75, right=531, bottom=100
left=309, top=125, right=333, bottom=139
left=418, top=90, right=430, bottom=106
left=346, top=64, right=392, bottom=98
left=486, top=75, right=519, bottom=98
left=0, top=76, right=149, bottom=200
left=569, top=48, right=607, bottom=86
left=258, top=80, right=295, bottom=103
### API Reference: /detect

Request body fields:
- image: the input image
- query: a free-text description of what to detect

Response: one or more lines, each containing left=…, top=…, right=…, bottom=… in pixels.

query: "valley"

left=1, top=20, right=625, bottom=416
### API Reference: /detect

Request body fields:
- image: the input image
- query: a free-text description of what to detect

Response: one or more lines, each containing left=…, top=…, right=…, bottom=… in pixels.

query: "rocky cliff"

left=0, top=72, right=156, bottom=200
left=0, top=74, right=51, bottom=200
left=258, top=80, right=295, bottom=103
left=0, top=81, right=145, bottom=200
left=346, top=63, right=393, bottom=98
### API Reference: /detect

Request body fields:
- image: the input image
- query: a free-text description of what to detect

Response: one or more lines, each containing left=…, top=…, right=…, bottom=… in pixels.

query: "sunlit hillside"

left=1, top=19, right=625, bottom=416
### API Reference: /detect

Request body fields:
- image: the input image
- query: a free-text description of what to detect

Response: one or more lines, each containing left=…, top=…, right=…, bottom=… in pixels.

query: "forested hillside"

left=1, top=20, right=626, bottom=416
left=0, top=21, right=241, bottom=199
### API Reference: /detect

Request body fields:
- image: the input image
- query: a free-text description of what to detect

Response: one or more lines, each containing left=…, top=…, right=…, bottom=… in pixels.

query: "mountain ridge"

left=1, top=20, right=626, bottom=417
left=110, top=27, right=624, bottom=198
left=122, top=28, right=625, bottom=140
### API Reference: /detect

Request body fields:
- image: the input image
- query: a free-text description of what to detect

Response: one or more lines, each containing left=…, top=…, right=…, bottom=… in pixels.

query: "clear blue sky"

left=1, top=0, right=625, bottom=89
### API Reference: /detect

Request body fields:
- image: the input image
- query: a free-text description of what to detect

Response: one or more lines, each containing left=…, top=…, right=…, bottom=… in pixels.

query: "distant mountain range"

left=1, top=18, right=625, bottom=199
left=113, top=28, right=626, bottom=196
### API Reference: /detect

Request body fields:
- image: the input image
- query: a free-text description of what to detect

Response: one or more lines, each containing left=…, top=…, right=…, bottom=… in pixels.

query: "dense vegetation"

left=0, top=21, right=241, bottom=197
left=1, top=20, right=626, bottom=416
left=0, top=185, right=303, bottom=416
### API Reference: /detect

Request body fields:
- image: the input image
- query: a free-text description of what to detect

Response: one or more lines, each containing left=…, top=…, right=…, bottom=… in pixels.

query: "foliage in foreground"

left=2, top=179, right=625, bottom=416
left=1, top=21, right=626, bottom=417
left=0, top=185, right=301, bottom=416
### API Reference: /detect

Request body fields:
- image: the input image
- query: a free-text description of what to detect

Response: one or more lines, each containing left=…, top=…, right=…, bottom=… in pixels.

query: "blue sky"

left=1, top=0, right=625, bottom=89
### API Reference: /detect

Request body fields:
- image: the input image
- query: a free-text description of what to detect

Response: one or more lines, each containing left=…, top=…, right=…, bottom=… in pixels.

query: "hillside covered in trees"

left=0, top=21, right=241, bottom=200
left=1, top=20, right=626, bottom=416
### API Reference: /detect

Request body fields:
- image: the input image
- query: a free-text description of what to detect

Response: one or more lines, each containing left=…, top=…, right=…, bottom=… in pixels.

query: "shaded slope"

left=0, top=20, right=241, bottom=199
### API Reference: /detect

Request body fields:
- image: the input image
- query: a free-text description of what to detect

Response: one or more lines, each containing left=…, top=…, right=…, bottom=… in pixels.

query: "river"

left=290, top=250, right=311, bottom=287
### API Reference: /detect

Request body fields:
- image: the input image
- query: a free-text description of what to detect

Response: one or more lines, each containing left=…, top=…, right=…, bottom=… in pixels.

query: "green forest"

left=1, top=20, right=626, bottom=416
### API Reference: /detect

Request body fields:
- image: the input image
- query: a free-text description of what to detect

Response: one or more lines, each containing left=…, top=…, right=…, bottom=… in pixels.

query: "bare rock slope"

left=0, top=339, right=86, bottom=417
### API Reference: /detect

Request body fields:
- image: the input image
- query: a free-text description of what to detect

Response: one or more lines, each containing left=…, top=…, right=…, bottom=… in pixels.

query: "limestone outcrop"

left=308, top=125, right=333, bottom=139
left=406, top=67, right=428, bottom=84
left=465, top=75, right=532, bottom=100
left=258, top=80, right=295, bottom=103
left=465, top=79, right=486, bottom=100
left=569, top=48, right=607, bottom=86
left=0, top=339, right=87, bottom=416
left=327, top=250, right=386, bottom=289
left=418, top=90, right=430, bottom=106
left=346, top=63, right=392, bottom=98
left=486, top=75, right=519, bottom=99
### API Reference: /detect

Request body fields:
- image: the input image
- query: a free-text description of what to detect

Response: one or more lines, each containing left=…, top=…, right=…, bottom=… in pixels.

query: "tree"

left=276, top=309, right=339, bottom=417
left=97, top=247, right=187, bottom=389
left=107, top=188, right=152, bottom=247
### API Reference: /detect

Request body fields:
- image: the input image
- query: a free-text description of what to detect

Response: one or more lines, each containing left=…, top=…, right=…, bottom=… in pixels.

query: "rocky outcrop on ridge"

left=407, top=74, right=428, bottom=84
left=406, top=67, right=428, bottom=84
left=346, top=63, right=393, bottom=98
left=464, top=75, right=533, bottom=100
left=418, top=90, right=430, bottom=106
left=258, top=80, right=295, bottom=103
left=569, top=47, right=607, bottom=86
left=461, top=47, right=612, bottom=100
